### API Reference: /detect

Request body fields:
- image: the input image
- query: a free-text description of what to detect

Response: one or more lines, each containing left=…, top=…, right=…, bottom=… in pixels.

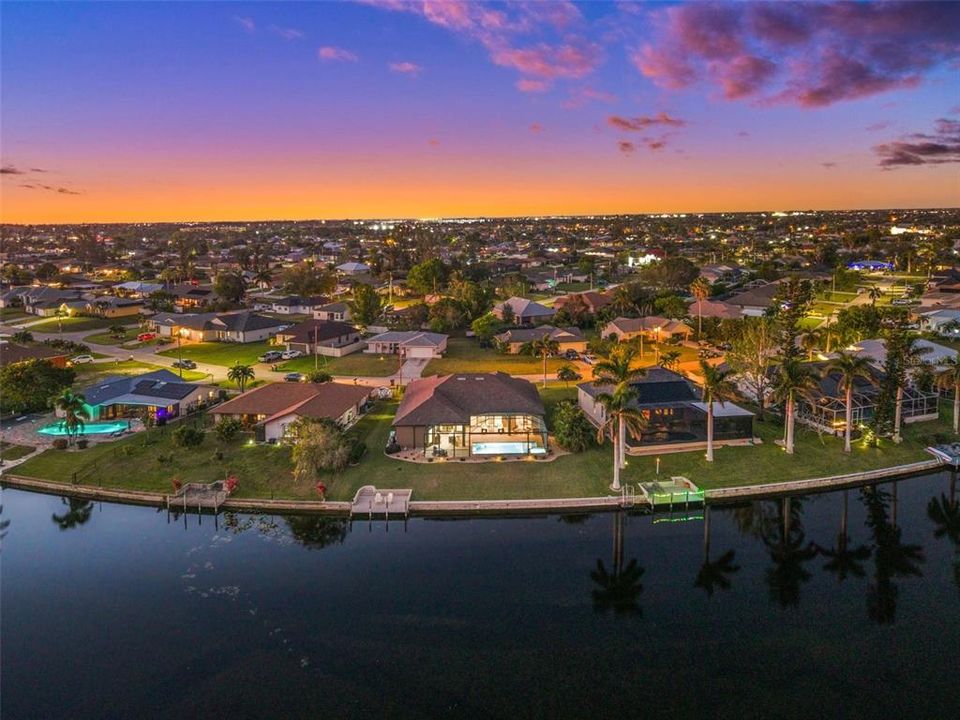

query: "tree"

left=306, top=370, right=333, bottom=383
left=868, top=285, right=883, bottom=306
left=654, top=293, right=687, bottom=319
left=556, top=364, right=582, bottom=388
left=10, top=330, right=33, bottom=343
left=936, top=357, right=960, bottom=433
left=448, top=278, right=494, bottom=321
left=699, top=360, right=737, bottom=462
left=499, top=302, right=516, bottom=326
left=214, top=417, right=243, bottom=442
left=593, top=344, right=647, bottom=480
left=690, top=277, right=711, bottom=339
left=227, top=363, right=255, bottom=393
left=551, top=401, right=595, bottom=452
left=771, top=357, right=818, bottom=455
left=51, top=497, right=94, bottom=531
left=289, top=417, right=350, bottom=484
left=470, top=313, right=502, bottom=348
left=282, top=262, right=336, bottom=296
left=53, top=390, right=90, bottom=445
left=406, top=258, right=448, bottom=295
left=824, top=351, right=875, bottom=453
left=427, top=297, right=466, bottom=333
left=348, top=283, right=384, bottom=327
left=172, top=424, right=205, bottom=447
left=214, top=271, right=246, bottom=304
left=0, top=360, right=75, bottom=414
left=726, top=316, right=778, bottom=419
left=658, top=350, right=681, bottom=372
left=108, top=324, right=127, bottom=339
left=522, top=336, right=559, bottom=388
left=639, top=257, right=699, bottom=289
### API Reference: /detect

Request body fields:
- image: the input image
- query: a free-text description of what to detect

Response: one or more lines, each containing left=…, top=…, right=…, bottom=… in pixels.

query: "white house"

left=364, top=330, right=448, bottom=359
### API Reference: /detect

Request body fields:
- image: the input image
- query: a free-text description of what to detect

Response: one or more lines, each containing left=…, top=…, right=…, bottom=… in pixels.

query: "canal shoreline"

left=0, top=457, right=947, bottom=516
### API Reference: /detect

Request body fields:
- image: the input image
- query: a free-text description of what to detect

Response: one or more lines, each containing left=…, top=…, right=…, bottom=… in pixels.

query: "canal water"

left=2, top=472, right=959, bottom=719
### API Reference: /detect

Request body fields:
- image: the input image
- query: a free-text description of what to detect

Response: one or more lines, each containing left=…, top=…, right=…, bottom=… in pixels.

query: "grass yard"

left=73, top=360, right=208, bottom=385
left=15, top=424, right=303, bottom=499
left=158, top=341, right=275, bottom=367
left=28, top=315, right=131, bottom=333
left=424, top=337, right=569, bottom=376
left=819, top=291, right=859, bottom=303
left=0, top=308, right=29, bottom=322
left=1, top=442, right=36, bottom=462
left=278, top=353, right=398, bottom=377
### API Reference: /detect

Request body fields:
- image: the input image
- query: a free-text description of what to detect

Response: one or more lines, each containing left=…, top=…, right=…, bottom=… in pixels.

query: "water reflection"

left=762, top=497, right=818, bottom=609
left=927, top=474, right=960, bottom=593
left=695, top=507, right=740, bottom=597
left=590, top=512, right=644, bottom=615
left=51, top=497, right=94, bottom=531
left=817, top=490, right=870, bottom=583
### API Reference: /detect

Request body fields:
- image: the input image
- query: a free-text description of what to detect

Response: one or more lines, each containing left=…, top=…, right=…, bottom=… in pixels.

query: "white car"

left=280, top=349, right=302, bottom=360
left=71, top=355, right=95, bottom=364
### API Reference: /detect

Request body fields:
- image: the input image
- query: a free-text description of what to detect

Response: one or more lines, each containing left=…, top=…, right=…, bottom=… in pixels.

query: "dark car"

left=172, top=359, right=197, bottom=369
left=563, top=349, right=580, bottom=361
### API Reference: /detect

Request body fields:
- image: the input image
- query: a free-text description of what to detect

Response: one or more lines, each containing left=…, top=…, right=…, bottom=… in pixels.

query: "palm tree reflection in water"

left=590, top=512, right=645, bottom=616
left=51, top=497, right=94, bottom=531
left=695, top=506, right=740, bottom=597
left=763, top=497, right=818, bottom=609
left=817, top=490, right=871, bottom=583
left=926, top=473, right=960, bottom=594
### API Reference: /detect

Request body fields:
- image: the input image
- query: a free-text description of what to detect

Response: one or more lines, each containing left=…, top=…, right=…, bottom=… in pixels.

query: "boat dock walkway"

left=638, top=476, right=705, bottom=508
left=351, top=486, right=412, bottom=518
left=167, top=481, right=229, bottom=512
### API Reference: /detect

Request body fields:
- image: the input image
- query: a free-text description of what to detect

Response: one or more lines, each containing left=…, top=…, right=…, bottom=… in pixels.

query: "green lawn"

left=1, top=442, right=36, bottom=462
left=0, top=308, right=29, bottom=322
left=15, top=424, right=303, bottom=499
left=73, top=360, right=208, bottom=385
left=278, top=353, right=398, bottom=377
left=424, top=337, right=569, bottom=376
left=158, top=341, right=275, bottom=367
left=819, top=291, right=859, bottom=303
left=28, top=315, right=131, bottom=332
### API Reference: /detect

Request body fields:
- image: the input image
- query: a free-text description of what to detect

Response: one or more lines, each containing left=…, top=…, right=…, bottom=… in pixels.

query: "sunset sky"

left=1, top=1, right=958, bottom=223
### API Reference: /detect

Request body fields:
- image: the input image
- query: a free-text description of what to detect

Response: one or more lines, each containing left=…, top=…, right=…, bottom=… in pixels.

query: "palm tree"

left=522, top=336, right=559, bottom=388
left=690, top=276, right=711, bottom=339
left=936, top=357, right=960, bottom=433
left=595, top=384, right=646, bottom=491
left=771, top=357, right=819, bottom=454
left=799, top=330, right=821, bottom=361
left=556, top=364, right=581, bottom=388
left=892, top=339, right=932, bottom=443
left=867, top=285, right=883, bottom=306
left=823, top=351, right=875, bottom=453
left=658, top=349, right=682, bottom=372
left=253, top=267, right=273, bottom=289
left=590, top=512, right=644, bottom=615
left=227, top=363, right=255, bottom=393
left=593, top=345, right=647, bottom=475
left=699, top=360, right=737, bottom=462
left=108, top=323, right=127, bottom=339
left=53, top=390, right=90, bottom=445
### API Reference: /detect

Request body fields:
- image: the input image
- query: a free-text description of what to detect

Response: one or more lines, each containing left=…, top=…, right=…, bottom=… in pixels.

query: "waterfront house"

left=210, top=381, right=371, bottom=441
left=392, top=372, right=547, bottom=458
left=493, top=296, right=556, bottom=326
left=77, top=369, right=214, bottom=422
left=258, top=295, right=327, bottom=315
left=365, top=330, right=448, bottom=359
left=494, top=325, right=588, bottom=355
left=578, top=367, right=754, bottom=453
left=553, top=290, right=612, bottom=316
left=725, top=282, right=781, bottom=317
left=274, top=319, right=364, bottom=357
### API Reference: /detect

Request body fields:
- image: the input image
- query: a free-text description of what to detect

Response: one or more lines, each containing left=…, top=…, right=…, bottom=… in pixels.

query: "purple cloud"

left=873, top=117, right=960, bottom=168
left=318, top=46, right=358, bottom=62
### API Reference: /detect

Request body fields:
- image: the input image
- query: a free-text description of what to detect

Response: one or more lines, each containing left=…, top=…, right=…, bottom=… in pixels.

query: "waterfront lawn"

left=15, top=425, right=303, bottom=499
left=158, top=341, right=274, bottom=367
left=277, top=353, right=397, bottom=377
left=72, top=360, right=208, bottom=385
left=424, top=337, right=568, bottom=376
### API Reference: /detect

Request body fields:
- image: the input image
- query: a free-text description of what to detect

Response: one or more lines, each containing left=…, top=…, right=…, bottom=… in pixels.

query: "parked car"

left=581, top=354, right=596, bottom=365
left=172, top=359, right=197, bottom=369
left=284, top=372, right=304, bottom=383
left=563, top=349, right=580, bottom=361
left=136, top=332, right=157, bottom=342
left=70, top=355, right=94, bottom=364
left=280, top=349, right=302, bottom=360
left=258, top=350, right=283, bottom=363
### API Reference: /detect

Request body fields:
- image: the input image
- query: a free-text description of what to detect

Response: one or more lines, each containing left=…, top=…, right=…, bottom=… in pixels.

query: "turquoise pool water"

left=38, top=421, right=129, bottom=436
left=471, top=441, right=546, bottom=455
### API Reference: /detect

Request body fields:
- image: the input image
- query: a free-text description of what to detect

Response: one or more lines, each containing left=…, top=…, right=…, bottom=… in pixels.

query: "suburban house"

left=274, top=319, right=364, bottom=357
left=76, top=369, right=214, bottom=422
left=0, top=342, right=69, bottom=368
left=601, top=316, right=694, bottom=342
left=917, top=308, right=960, bottom=336
left=210, top=381, right=371, bottom=442
left=842, top=338, right=959, bottom=370
left=256, top=295, right=326, bottom=315
left=83, top=295, right=144, bottom=318
left=795, top=361, right=939, bottom=435
left=168, top=284, right=215, bottom=310
left=553, top=290, right=612, bottom=316
left=152, top=311, right=287, bottom=343
left=725, top=282, right=781, bottom=317
left=365, top=330, right=448, bottom=358
left=336, top=262, right=370, bottom=276
left=392, top=372, right=548, bottom=458
left=8, top=287, right=86, bottom=316
left=578, top=367, right=755, bottom=453
left=494, top=325, right=588, bottom=355
left=687, top=298, right=742, bottom=320
left=699, top=264, right=745, bottom=285
left=313, top=301, right=351, bottom=322
left=493, top=296, right=556, bottom=326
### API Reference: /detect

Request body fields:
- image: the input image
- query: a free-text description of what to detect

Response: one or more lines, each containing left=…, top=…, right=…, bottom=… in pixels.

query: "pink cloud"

left=873, top=117, right=960, bottom=168
left=489, top=42, right=601, bottom=80
left=617, top=141, right=636, bottom=154
left=529, top=122, right=543, bottom=134
left=427, top=138, right=440, bottom=147
left=389, top=61, right=422, bottom=75
left=269, top=26, right=304, bottom=41
left=516, top=78, right=549, bottom=93
left=607, top=113, right=686, bottom=131
left=562, top=86, right=617, bottom=109
left=318, top=46, right=359, bottom=62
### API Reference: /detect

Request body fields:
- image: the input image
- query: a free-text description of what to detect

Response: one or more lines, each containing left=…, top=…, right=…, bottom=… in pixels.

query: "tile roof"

left=393, top=372, right=544, bottom=426
left=211, top=381, right=370, bottom=422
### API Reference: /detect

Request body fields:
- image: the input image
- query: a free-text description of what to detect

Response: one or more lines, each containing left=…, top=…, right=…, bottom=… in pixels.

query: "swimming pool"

left=471, top=442, right=546, bottom=455
left=38, top=421, right=130, bottom=436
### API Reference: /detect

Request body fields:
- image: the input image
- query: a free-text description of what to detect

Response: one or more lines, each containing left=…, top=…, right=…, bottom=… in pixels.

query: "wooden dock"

left=350, top=485, right=412, bottom=518
left=167, top=481, right=229, bottom=512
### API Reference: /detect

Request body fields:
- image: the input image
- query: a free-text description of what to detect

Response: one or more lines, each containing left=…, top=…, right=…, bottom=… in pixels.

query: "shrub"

left=385, top=442, right=401, bottom=455
left=346, top=435, right=367, bottom=465
left=552, top=401, right=596, bottom=453
left=172, top=424, right=205, bottom=448
left=76, top=439, right=89, bottom=449
left=214, top=418, right=243, bottom=442
left=52, top=438, right=68, bottom=450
